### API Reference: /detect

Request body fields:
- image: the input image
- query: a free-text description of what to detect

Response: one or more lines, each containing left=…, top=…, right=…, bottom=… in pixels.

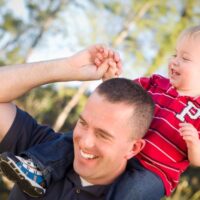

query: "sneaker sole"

left=0, top=154, right=45, bottom=197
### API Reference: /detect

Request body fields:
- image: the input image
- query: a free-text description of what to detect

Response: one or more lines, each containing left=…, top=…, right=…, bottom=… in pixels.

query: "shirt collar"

left=67, top=168, right=110, bottom=197
left=154, top=75, right=200, bottom=104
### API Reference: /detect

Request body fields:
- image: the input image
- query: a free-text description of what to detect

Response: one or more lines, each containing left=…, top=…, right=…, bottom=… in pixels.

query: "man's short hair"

left=95, top=78, right=154, bottom=139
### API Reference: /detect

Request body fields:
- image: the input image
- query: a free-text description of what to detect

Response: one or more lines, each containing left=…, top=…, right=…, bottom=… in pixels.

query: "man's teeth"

left=80, top=150, right=97, bottom=159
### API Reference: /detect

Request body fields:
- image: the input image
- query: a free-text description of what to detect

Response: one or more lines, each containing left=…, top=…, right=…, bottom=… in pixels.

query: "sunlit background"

left=0, top=0, right=200, bottom=199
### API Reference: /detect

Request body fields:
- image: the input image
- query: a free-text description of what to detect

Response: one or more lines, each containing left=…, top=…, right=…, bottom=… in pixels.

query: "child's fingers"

left=182, top=135, right=196, bottom=144
left=108, top=60, right=119, bottom=77
left=108, top=59, right=117, bottom=67
left=102, top=69, right=118, bottom=81
left=180, top=129, right=196, bottom=137
left=101, top=45, right=109, bottom=58
left=96, top=53, right=104, bottom=61
left=91, top=44, right=123, bottom=76
left=179, top=123, right=197, bottom=133
left=94, top=44, right=109, bottom=58
left=179, top=129, right=199, bottom=143
left=108, top=50, right=122, bottom=73
left=179, top=122, right=194, bottom=128
left=116, top=61, right=122, bottom=74
left=109, top=60, right=121, bottom=77
left=94, top=58, right=102, bottom=66
left=179, top=126, right=196, bottom=133
left=182, top=134, right=194, bottom=140
left=90, top=44, right=107, bottom=58
left=113, top=51, right=120, bottom=62
left=108, top=49, right=114, bottom=58
left=93, top=44, right=104, bottom=51
left=107, top=66, right=118, bottom=77
left=102, top=59, right=119, bottom=81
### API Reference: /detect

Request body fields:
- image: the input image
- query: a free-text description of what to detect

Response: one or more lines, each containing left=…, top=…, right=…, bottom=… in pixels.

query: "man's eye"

left=96, top=132, right=109, bottom=140
left=79, top=120, right=86, bottom=126
left=98, top=133, right=106, bottom=139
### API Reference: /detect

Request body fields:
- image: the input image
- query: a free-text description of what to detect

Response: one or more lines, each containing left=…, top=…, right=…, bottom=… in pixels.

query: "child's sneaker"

left=0, top=152, right=46, bottom=197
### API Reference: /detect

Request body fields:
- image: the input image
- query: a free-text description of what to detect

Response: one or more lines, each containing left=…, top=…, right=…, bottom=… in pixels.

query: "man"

left=0, top=45, right=154, bottom=199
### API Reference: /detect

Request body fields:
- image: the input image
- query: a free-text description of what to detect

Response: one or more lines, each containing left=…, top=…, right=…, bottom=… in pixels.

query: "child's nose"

left=172, top=56, right=180, bottom=66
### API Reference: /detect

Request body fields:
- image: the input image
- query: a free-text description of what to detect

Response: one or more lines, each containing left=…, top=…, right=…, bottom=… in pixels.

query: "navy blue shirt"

left=0, top=108, right=110, bottom=200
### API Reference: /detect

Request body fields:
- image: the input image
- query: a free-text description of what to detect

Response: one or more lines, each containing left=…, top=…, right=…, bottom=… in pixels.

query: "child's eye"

left=182, top=57, right=190, bottom=61
left=172, top=54, right=177, bottom=58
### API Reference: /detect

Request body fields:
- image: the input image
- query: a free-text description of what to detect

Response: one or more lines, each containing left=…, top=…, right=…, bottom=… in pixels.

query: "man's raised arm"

left=0, top=45, right=122, bottom=142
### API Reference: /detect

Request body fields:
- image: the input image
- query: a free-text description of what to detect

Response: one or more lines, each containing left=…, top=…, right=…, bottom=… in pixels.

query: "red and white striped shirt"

left=134, top=74, right=200, bottom=196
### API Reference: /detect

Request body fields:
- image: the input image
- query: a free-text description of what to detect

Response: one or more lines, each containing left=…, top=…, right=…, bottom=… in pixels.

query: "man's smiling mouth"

left=80, top=149, right=98, bottom=160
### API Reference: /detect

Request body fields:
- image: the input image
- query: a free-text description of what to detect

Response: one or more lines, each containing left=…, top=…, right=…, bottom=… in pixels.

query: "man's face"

left=73, top=92, right=137, bottom=185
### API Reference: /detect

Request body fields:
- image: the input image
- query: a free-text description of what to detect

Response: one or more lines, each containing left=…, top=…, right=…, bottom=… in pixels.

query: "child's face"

left=168, top=35, right=200, bottom=96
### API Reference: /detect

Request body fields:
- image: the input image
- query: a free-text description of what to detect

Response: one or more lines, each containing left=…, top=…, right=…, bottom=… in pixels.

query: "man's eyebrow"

left=79, top=115, right=86, bottom=122
left=79, top=115, right=114, bottom=139
left=95, top=128, right=114, bottom=140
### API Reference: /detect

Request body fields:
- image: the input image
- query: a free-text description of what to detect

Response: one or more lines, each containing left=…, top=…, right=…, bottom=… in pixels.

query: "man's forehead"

left=89, top=92, right=135, bottom=111
left=83, top=94, right=134, bottom=129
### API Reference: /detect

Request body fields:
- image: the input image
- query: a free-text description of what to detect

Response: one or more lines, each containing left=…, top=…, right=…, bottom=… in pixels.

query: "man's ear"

left=125, top=139, right=146, bottom=160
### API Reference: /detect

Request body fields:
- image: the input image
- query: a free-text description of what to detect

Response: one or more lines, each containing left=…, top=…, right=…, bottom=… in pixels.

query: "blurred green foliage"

left=15, top=85, right=88, bottom=132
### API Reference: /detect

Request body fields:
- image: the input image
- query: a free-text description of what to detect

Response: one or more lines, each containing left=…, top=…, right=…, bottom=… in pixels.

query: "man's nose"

left=81, top=132, right=95, bottom=149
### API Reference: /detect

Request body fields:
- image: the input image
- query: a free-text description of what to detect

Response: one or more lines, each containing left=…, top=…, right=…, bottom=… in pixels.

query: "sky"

left=5, top=0, right=169, bottom=91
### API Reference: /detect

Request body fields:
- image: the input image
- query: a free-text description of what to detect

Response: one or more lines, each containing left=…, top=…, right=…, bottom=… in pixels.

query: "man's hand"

left=0, top=44, right=122, bottom=102
left=179, top=122, right=200, bottom=166
left=67, top=44, right=122, bottom=81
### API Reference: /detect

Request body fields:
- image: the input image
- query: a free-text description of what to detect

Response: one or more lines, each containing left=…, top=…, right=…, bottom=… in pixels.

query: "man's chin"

left=73, top=160, right=88, bottom=175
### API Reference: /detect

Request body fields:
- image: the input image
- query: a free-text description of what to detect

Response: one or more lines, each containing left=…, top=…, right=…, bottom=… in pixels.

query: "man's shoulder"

left=9, top=170, right=109, bottom=200
left=0, top=107, right=62, bottom=154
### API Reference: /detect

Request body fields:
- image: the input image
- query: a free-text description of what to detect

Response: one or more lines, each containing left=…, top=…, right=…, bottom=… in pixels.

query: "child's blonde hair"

left=178, top=25, right=200, bottom=41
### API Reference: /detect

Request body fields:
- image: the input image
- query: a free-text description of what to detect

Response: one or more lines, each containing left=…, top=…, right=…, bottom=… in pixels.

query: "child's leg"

left=0, top=131, right=74, bottom=197
left=0, top=152, right=46, bottom=197
left=22, top=131, right=74, bottom=184
left=106, top=158, right=165, bottom=200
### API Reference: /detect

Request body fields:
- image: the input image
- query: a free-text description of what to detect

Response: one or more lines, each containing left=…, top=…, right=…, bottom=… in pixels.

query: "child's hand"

left=179, top=122, right=200, bottom=166
left=102, top=59, right=120, bottom=81
left=68, top=44, right=122, bottom=81
left=179, top=123, right=199, bottom=148
left=93, top=47, right=122, bottom=81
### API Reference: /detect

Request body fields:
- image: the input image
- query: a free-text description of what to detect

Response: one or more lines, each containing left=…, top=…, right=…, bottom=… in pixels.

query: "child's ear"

left=125, top=139, right=146, bottom=160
